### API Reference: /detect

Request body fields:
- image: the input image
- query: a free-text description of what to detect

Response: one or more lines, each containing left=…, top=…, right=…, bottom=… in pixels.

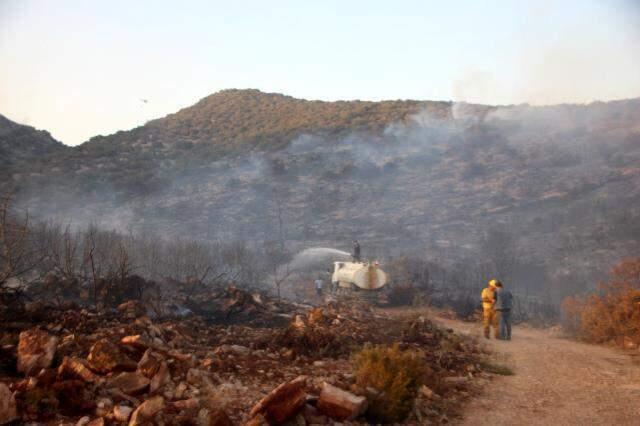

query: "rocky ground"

left=0, top=288, right=491, bottom=425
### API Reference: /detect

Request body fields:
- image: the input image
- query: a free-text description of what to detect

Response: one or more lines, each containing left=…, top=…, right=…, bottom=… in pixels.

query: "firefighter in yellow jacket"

left=481, top=279, right=499, bottom=339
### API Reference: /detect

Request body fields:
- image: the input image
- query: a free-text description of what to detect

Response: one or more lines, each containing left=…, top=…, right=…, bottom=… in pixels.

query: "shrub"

left=352, top=343, right=427, bottom=423
left=387, top=284, right=416, bottom=306
left=561, top=258, right=640, bottom=345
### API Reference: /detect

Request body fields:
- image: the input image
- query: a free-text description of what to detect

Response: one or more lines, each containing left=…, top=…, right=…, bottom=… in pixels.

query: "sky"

left=1, top=0, right=639, bottom=146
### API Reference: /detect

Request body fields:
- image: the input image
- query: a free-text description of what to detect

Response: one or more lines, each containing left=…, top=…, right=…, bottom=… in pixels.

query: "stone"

left=317, top=382, right=367, bottom=421
left=76, top=416, right=90, bottom=426
left=128, top=396, right=164, bottom=426
left=121, top=335, right=154, bottom=350
left=87, top=339, right=137, bottom=373
left=118, top=300, right=146, bottom=320
left=197, top=408, right=232, bottom=426
left=95, top=397, right=114, bottom=417
left=137, top=349, right=163, bottom=378
left=249, top=375, right=307, bottom=424
left=229, top=345, right=250, bottom=356
left=170, top=398, right=199, bottom=411
left=0, top=383, right=18, bottom=425
left=419, top=384, right=435, bottom=399
left=186, top=369, right=214, bottom=389
left=113, top=405, right=134, bottom=422
left=150, top=361, right=171, bottom=393
left=17, top=328, right=59, bottom=376
left=302, top=403, right=327, bottom=425
left=58, top=356, right=99, bottom=383
left=108, top=372, right=151, bottom=395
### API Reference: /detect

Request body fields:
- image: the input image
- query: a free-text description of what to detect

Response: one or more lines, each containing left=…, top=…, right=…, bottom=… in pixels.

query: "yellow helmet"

left=489, top=279, right=499, bottom=288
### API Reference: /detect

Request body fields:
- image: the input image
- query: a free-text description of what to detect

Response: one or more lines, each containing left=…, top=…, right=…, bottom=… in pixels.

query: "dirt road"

left=437, top=316, right=640, bottom=425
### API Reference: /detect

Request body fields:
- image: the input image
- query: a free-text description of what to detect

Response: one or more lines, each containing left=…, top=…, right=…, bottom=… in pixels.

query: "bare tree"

left=0, top=194, right=45, bottom=297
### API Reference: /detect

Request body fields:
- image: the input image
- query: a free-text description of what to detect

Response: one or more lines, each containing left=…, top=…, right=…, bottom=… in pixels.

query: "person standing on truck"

left=481, top=279, right=499, bottom=339
left=494, top=281, right=513, bottom=340
left=353, top=240, right=361, bottom=262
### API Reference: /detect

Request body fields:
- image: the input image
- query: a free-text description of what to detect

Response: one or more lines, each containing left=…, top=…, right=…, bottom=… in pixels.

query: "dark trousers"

left=497, top=309, right=512, bottom=340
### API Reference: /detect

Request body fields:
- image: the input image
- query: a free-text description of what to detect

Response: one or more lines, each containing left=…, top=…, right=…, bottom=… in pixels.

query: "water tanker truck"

left=331, top=260, right=388, bottom=302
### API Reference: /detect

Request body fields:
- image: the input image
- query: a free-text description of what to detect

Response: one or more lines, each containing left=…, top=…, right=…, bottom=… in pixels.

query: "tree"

left=0, top=194, right=45, bottom=297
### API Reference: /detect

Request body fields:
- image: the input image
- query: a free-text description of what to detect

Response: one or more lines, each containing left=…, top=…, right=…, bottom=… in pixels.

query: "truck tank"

left=331, top=261, right=388, bottom=302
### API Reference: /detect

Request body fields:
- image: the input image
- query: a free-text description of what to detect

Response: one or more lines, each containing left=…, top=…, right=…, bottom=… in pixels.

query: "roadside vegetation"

left=561, top=257, right=640, bottom=347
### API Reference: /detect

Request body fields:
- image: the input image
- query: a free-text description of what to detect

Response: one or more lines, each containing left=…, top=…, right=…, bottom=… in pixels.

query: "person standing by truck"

left=315, top=277, right=323, bottom=296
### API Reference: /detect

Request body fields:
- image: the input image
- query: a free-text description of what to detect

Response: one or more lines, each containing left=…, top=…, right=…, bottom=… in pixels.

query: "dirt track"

left=437, top=316, right=640, bottom=426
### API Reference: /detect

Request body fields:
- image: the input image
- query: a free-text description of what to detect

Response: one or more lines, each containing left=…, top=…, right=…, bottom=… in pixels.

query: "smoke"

left=10, top=95, right=640, bottom=301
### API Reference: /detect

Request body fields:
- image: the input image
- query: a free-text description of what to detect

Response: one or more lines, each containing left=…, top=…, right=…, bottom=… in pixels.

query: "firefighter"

left=481, top=279, right=499, bottom=339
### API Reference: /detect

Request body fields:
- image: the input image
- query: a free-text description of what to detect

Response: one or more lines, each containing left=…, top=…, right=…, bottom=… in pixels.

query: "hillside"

left=2, top=90, right=640, bottom=298
left=0, top=114, right=67, bottom=171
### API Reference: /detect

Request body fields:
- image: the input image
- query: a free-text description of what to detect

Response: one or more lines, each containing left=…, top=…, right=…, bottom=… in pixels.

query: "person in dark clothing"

left=494, top=281, right=514, bottom=340
left=352, top=240, right=361, bottom=262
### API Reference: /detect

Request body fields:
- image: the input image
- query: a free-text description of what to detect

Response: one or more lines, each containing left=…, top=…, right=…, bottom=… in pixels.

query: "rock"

left=137, top=349, right=163, bottom=378
left=113, top=405, right=134, bottom=422
left=17, top=328, right=59, bottom=376
left=0, top=383, right=18, bottom=425
left=95, top=397, right=113, bottom=416
left=88, top=339, right=137, bottom=373
left=197, top=408, right=232, bottom=426
left=149, top=361, right=170, bottom=393
left=76, top=416, right=90, bottom=426
left=302, top=403, right=327, bottom=425
left=229, top=345, right=250, bottom=356
left=170, top=398, right=200, bottom=410
left=317, top=382, right=367, bottom=421
left=186, top=368, right=214, bottom=389
left=108, top=372, right=151, bottom=395
left=58, top=356, right=99, bottom=383
left=419, top=384, right=435, bottom=399
left=249, top=375, right=307, bottom=424
left=128, top=396, right=164, bottom=426
left=118, top=300, right=146, bottom=320
left=174, top=382, right=189, bottom=399
left=121, top=335, right=154, bottom=350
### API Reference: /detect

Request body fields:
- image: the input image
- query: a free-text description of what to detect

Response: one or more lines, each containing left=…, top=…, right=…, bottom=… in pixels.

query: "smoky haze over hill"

left=2, top=90, right=640, bottom=298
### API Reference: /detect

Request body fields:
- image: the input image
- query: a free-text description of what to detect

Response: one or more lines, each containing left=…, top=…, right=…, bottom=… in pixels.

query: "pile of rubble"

left=185, top=286, right=306, bottom=327
left=0, top=287, right=487, bottom=424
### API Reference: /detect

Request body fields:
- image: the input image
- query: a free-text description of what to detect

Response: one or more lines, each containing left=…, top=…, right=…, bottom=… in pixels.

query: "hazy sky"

left=1, top=0, right=639, bottom=146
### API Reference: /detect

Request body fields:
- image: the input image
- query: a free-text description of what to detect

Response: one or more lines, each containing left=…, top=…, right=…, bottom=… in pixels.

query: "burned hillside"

left=3, top=92, right=639, bottom=300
